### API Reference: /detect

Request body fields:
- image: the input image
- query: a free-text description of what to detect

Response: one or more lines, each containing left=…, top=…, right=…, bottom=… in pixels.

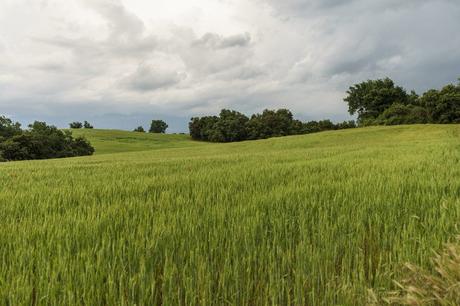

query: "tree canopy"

left=189, top=109, right=356, bottom=143
left=344, top=77, right=460, bottom=125
left=84, top=121, right=94, bottom=129
left=344, top=78, right=408, bottom=124
left=149, top=120, right=168, bottom=133
left=69, top=122, right=83, bottom=129
left=0, top=116, right=22, bottom=139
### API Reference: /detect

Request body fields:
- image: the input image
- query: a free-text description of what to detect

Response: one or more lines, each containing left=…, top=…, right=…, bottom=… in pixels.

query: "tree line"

left=189, top=77, right=459, bottom=143
left=189, top=109, right=356, bottom=142
left=0, top=116, right=94, bottom=162
left=2, top=77, right=457, bottom=159
left=344, top=77, right=460, bottom=125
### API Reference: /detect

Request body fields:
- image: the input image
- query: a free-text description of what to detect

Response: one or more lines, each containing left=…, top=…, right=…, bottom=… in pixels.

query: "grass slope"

left=1, top=125, right=460, bottom=305
left=71, top=129, right=205, bottom=154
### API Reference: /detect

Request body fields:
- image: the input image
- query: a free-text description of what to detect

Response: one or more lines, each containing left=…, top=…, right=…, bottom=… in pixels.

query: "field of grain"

left=1, top=125, right=459, bottom=305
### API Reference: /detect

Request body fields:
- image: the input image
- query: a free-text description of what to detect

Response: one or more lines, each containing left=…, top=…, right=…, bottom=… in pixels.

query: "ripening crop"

left=1, top=125, right=459, bottom=305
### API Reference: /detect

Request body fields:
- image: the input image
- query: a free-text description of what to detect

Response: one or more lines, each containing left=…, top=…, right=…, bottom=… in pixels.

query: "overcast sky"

left=1, top=0, right=459, bottom=132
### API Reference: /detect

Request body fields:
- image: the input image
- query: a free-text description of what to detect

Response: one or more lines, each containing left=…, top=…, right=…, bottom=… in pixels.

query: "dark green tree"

left=149, top=120, right=168, bottom=133
left=69, top=122, right=83, bottom=129
left=84, top=121, right=94, bottom=129
left=246, top=109, right=299, bottom=139
left=318, top=119, right=336, bottom=131
left=420, top=81, right=460, bottom=123
left=189, top=116, right=219, bottom=141
left=375, top=104, right=427, bottom=125
left=344, top=78, right=408, bottom=124
left=211, top=109, right=249, bottom=142
left=336, top=120, right=357, bottom=130
left=189, top=109, right=357, bottom=143
left=302, top=121, right=321, bottom=134
left=0, top=116, right=22, bottom=139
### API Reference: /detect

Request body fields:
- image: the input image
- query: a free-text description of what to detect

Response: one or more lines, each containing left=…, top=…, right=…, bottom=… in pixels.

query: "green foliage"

left=149, top=120, right=168, bottom=133
left=212, top=109, right=249, bottom=142
left=0, top=125, right=459, bottom=305
left=83, top=121, right=94, bottom=129
left=374, top=104, right=428, bottom=125
left=420, top=83, right=460, bottom=123
left=69, top=121, right=83, bottom=129
left=189, top=115, right=220, bottom=141
left=133, top=126, right=145, bottom=133
left=0, top=116, right=22, bottom=138
left=345, top=77, right=460, bottom=125
left=190, top=109, right=353, bottom=142
left=344, top=78, right=409, bottom=123
left=0, top=118, right=94, bottom=161
left=246, top=109, right=300, bottom=140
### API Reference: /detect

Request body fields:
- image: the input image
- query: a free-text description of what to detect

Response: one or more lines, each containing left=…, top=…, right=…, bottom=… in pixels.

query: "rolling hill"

left=1, top=125, right=459, bottom=305
left=70, top=129, right=206, bottom=155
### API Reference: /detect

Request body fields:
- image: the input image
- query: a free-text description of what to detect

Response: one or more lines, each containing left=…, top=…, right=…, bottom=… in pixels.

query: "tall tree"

left=344, top=78, right=408, bottom=124
left=149, top=120, right=168, bottom=133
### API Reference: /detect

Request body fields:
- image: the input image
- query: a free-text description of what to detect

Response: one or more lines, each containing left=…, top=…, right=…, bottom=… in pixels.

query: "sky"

left=0, top=0, right=459, bottom=132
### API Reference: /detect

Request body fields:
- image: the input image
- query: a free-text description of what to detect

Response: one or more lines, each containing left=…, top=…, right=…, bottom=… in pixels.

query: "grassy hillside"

left=71, top=129, right=205, bottom=154
left=1, top=125, right=459, bottom=305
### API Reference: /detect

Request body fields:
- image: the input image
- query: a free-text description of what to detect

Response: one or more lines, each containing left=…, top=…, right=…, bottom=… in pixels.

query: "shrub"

left=84, top=121, right=94, bottom=129
left=133, top=126, right=145, bottom=133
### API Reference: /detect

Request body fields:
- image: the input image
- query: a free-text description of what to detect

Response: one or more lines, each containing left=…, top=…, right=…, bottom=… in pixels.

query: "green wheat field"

left=1, top=125, right=459, bottom=305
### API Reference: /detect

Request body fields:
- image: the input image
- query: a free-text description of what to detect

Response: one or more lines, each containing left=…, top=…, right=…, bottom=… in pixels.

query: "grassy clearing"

left=1, top=125, right=459, bottom=305
left=70, top=129, right=205, bottom=154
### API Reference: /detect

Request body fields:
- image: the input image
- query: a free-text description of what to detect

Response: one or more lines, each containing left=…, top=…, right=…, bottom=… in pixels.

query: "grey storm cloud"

left=194, top=33, right=252, bottom=49
left=122, top=63, right=187, bottom=92
left=0, top=0, right=459, bottom=132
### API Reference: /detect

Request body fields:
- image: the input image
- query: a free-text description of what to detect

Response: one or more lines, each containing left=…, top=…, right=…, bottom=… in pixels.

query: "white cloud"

left=0, top=0, right=459, bottom=131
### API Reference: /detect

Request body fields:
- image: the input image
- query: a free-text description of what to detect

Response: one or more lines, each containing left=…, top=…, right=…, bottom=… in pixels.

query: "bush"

left=133, top=126, right=145, bottom=133
left=70, top=137, right=95, bottom=156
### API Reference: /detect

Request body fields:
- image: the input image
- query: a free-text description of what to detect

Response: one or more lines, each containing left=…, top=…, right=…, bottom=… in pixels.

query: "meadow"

left=0, top=125, right=459, bottom=305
